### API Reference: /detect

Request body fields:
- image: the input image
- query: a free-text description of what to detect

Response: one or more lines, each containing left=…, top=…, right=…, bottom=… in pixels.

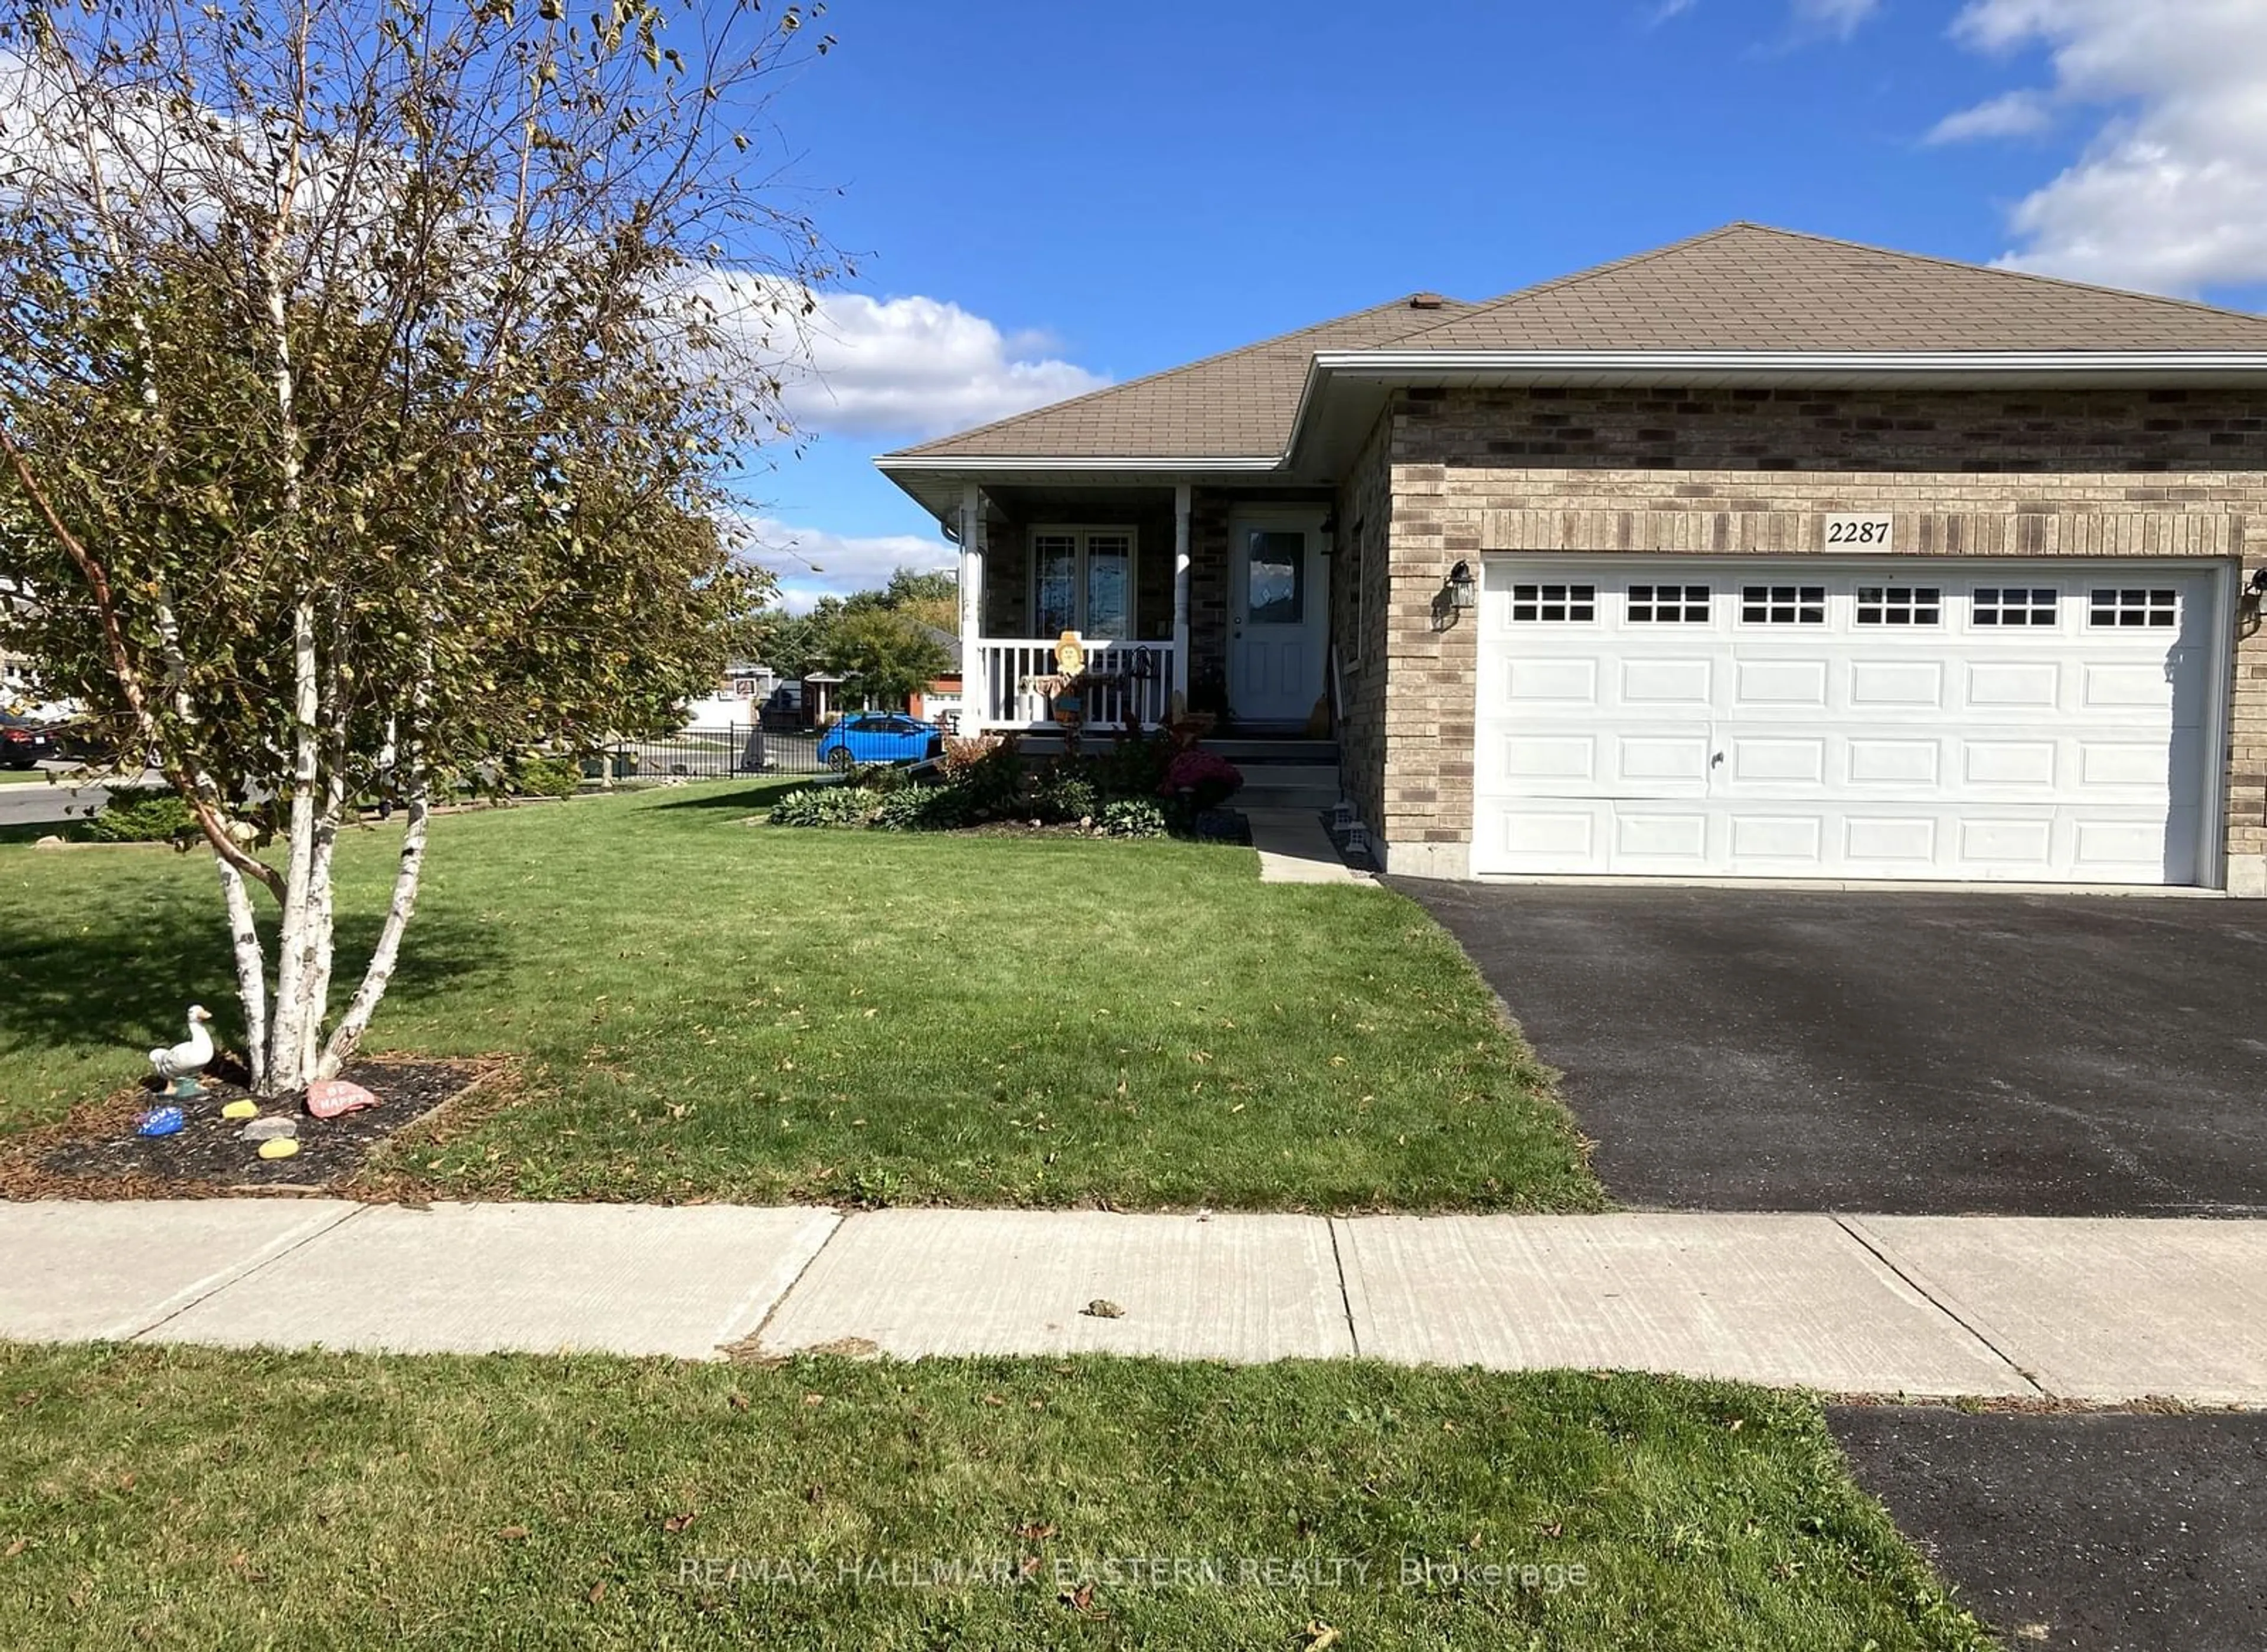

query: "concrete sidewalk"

left=6, top=1200, right=2265, bottom=1403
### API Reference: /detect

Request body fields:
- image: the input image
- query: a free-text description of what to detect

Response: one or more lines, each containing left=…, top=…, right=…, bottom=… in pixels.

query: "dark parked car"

left=815, top=713, right=944, bottom=771
left=757, top=683, right=805, bottom=732
left=0, top=713, right=61, bottom=768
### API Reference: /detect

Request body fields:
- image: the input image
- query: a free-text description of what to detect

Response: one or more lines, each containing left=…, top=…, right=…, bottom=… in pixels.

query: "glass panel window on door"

left=1033, top=528, right=1135, bottom=638
left=1245, top=530, right=1305, bottom=623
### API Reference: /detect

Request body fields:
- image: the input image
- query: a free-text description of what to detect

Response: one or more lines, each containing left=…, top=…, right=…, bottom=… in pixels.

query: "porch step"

left=1236, top=763, right=1341, bottom=812
left=1201, top=739, right=1339, bottom=766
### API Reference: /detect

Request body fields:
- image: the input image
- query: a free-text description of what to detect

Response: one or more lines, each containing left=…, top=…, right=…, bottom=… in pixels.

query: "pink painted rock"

left=305, top=1078, right=381, bottom=1120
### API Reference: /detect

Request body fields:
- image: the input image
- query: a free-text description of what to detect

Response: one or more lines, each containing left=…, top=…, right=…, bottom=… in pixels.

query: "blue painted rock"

left=136, top=1106, right=185, bottom=1138
left=305, top=1079, right=380, bottom=1120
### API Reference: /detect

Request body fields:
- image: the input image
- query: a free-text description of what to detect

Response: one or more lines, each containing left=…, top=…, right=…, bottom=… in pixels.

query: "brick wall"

left=1365, top=386, right=2267, bottom=889
left=1333, top=413, right=1393, bottom=834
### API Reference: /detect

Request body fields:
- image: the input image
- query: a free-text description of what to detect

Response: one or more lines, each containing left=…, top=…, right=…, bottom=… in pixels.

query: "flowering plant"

left=1160, top=749, right=1244, bottom=809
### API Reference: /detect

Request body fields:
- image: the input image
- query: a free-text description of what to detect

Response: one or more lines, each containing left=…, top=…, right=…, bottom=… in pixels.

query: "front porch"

left=945, top=481, right=1337, bottom=734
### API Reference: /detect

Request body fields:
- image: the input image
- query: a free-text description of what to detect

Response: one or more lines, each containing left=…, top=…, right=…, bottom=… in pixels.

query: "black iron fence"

left=584, top=726, right=829, bottom=782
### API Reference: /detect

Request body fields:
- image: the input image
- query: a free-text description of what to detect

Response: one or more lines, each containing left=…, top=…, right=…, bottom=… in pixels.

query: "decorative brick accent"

left=1343, top=387, right=2267, bottom=886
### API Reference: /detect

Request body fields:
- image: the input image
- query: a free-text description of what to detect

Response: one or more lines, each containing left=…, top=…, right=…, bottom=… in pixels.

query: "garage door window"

left=1626, top=584, right=1710, bottom=622
left=1510, top=583, right=1595, bottom=622
left=1856, top=587, right=1942, bottom=625
left=1741, top=585, right=1825, bottom=625
left=1972, top=587, right=2059, bottom=626
left=2089, top=588, right=2178, bottom=628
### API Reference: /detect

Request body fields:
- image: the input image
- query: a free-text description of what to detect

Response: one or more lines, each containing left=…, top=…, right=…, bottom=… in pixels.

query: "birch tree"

left=0, top=0, right=830, bottom=1093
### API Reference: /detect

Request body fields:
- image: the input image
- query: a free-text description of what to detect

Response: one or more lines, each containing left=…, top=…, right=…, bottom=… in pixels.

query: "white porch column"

left=958, top=482, right=986, bottom=730
left=1171, top=481, right=1192, bottom=713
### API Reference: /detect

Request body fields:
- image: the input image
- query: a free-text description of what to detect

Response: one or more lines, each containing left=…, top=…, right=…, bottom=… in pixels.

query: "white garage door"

left=1471, top=559, right=2223, bottom=886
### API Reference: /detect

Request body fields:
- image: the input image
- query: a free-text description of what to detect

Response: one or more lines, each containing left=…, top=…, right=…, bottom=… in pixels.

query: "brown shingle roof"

left=884, top=225, right=2267, bottom=463
left=1394, top=223, right=2267, bottom=354
left=887, top=293, right=1471, bottom=460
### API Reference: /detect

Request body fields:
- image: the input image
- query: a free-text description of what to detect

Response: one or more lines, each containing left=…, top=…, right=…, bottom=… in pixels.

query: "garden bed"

left=0, top=1058, right=490, bottom=1198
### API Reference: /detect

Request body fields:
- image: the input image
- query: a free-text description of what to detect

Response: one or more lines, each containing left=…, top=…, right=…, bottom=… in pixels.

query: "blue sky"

left=744, top=0, right=2267, bottom=608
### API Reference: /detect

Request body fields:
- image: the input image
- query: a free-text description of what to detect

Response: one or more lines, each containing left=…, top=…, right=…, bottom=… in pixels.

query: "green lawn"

left=0, top=784, right=1600, bottom=1210
left=0, top=1344, right=1991, bottom=1650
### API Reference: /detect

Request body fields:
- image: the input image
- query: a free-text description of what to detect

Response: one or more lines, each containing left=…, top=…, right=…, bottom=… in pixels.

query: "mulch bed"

left=0, top=1057, right=494, bottom=1200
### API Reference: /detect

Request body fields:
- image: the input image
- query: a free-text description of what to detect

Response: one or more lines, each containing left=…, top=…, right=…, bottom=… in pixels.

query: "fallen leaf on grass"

left=661, top=1511, right=698, bottom=1535
left=1060, top=1581, right=1103, bottom=1615
left=587, top=1580, right=607, bottom=1604
left=1015, top=1522, right=1059, bottom=1542
left=1303, top=1622, right=1341, bottom=1651
left=497, top=1526, right=530, bottom=1542
left=727, top=1392, right=750, bottom=1412
left=4, top=1538, right=28, bottom=1558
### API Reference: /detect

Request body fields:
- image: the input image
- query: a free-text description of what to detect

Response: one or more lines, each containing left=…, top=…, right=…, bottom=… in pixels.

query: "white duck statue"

left=149, top=1005, right=215, bottom=1099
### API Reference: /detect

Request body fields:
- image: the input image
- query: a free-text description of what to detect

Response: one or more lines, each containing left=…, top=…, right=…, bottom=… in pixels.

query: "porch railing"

left=974, top=638, right=1175, bottom=732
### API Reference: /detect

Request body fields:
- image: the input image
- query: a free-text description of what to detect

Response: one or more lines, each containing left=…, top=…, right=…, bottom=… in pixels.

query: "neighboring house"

left=682, top=659, right=778, bottom=732
left=908, top=625, right=964, bottom=730
left=877, top=223, right=2267, bottom=894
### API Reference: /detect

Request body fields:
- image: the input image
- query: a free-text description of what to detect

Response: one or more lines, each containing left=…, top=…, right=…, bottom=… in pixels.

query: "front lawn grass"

left=0, top=1343, right=1990, bottom=1650
left=0, top=783, right=1600, bottom=1210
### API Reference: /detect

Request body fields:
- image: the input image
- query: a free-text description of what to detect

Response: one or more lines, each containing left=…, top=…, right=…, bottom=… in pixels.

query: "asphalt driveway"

left=1828, top=1407, right=2267, bottom=1652
left=1397, top=881, right=2267, bottom=1216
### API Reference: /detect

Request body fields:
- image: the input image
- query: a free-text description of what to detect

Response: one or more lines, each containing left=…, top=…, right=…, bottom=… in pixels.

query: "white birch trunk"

left=321, top=766, right=430, bottom=1078
left=214, top=854, right=270, bottom=1095
left=255, top=156, right=314, bottom=1090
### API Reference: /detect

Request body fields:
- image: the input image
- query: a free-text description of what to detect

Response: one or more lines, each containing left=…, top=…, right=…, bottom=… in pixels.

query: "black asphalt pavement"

left=1396, top=881, right=2267, bottom=1215
left=1829, top=1407, right=2267, bottom=1652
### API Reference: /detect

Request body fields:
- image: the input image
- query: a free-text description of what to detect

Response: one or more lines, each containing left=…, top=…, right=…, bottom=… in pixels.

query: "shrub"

left=849, top=762, right=912, bottom=794
left=1099, top=799, right=1167, bottom=838
left=769, top=785, right=883, bottom=828
left=870, top=782, right=975, bottom=832
left=940, top=734, right=1003, bottom=775
left=1032, top=772, right=1099, bottom=824
left=509, top=755, right=583, bottom=799
left=1092, top=727, right=1173, bottom=801
left=945, top=739, right=1025, bottom=818
left=1161, top=749, right=1244, bottom=810
left=86, top=791, right=199, bottom=843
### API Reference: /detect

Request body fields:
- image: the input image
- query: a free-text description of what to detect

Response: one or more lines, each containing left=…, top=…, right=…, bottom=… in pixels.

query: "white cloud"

left=1792, top=0, right=1881, bottom=38
left=1925, top=88, right=2054, bottom=143
left=731, top=515, right=956, bottom=613
left=784, top=289, right=1109, bottom=441
left=1645, top=0, right=1698, bottom=26
left=1948, top=0, right=2267, bottom=293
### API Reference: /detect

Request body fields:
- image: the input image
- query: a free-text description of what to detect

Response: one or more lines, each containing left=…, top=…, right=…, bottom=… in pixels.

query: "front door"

left=1229, top=511, right=1327, bottom=726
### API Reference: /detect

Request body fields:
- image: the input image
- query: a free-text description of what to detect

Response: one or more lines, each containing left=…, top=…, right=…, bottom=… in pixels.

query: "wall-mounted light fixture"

left=1447, top=560, right=1478, bottom=612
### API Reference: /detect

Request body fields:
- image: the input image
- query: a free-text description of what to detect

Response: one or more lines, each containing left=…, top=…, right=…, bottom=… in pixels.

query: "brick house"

left=877, top=224, right=2267, bottom=893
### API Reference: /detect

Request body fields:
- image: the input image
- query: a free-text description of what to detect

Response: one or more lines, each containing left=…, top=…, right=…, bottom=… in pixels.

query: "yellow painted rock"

left=221, top=1100, right=259, bottom=1121
left=257, top=1138, right=300, bottom=1160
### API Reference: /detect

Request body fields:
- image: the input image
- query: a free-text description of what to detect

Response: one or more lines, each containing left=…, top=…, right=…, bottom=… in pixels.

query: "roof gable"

left=1390, top=223, right=2267, bottom=354
left=886, top=293, right=1470, bottom=461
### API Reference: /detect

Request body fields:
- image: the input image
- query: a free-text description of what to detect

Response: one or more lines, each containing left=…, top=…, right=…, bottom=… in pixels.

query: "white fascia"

left=874, top=454, right=1281, bottom=474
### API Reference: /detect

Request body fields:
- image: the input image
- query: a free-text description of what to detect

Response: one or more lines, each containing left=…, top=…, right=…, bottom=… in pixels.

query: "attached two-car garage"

left=1469, top=557, right=2227, bottom=887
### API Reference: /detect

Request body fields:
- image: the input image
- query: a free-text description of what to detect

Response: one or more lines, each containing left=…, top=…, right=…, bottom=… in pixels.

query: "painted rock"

left=242, top=1116, right=298, bottom=1142
left=257, top=1138, right=300, bottom=1160
left=305, top=1079, right=380, bottom=1120
left=135, top=1105, right=185, bottom=1138
left=221, top=1100, right=259, bottom=1121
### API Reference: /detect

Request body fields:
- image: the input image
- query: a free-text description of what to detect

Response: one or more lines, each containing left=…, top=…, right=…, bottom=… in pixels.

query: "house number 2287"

left=1824, top=514, right=1894, bottom=550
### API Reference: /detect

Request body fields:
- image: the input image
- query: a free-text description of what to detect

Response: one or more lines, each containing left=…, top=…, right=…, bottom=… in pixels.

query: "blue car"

left=816, top=712, right=944, bottom=771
